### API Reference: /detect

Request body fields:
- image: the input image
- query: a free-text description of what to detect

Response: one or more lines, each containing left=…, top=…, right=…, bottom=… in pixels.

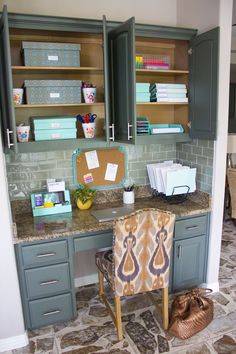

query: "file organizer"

left=31, top=190, right=72, bottom=217
left=147, top=161, right=196, bottom=204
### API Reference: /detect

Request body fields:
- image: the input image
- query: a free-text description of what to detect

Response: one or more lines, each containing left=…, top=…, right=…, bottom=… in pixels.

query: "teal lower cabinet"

left=15, top=238, right=77, bottom=330
left=171, top=213, right=210, bottom=292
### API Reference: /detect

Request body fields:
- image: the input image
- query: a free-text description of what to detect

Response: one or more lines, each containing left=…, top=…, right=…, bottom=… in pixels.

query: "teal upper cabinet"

left=0, top=6, right=17, bottom=152
left=107, top=17, right=136, bottom=144
left=189, top=27, right=219, bottom=140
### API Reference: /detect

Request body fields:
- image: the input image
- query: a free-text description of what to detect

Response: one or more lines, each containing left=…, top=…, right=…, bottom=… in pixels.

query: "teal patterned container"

left=22, top=42, right=81, bottom=67
left=32, top=116, right=76, bottom=130
left=25, top=80, right=82, bottom=104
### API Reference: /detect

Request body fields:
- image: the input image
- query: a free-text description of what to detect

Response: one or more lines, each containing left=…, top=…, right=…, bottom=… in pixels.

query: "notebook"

left=91, top=205, right=134, bottom=222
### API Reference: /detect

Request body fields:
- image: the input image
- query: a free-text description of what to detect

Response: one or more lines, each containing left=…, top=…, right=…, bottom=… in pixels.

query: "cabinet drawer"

left=25, top=262, right=71, bottom=298
left=175, top=215, right=208, bottom=239
left=29, top=293, right=73, bottom=329
left=74, top=231, right=113, bottom=252
left=21, top=240, right=68, bottom=267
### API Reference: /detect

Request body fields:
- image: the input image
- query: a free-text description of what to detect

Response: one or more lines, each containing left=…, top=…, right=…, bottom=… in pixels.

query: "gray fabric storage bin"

left=25, top=80, right=82, bottom=104
left=22, top=42, right=81, bottom=67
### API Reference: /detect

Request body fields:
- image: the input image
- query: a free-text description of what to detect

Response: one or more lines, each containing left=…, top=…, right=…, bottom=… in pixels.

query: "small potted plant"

left=123, top=178, right=135, bottom=204
left=72, top=185, right=97, bottom=210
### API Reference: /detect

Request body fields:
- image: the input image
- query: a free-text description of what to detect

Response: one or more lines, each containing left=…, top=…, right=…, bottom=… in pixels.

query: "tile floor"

left=4, top=218, right=236, bottom=354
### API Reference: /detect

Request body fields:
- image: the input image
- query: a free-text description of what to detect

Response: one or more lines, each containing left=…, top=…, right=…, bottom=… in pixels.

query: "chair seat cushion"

left=95, top=249, right=114, bottom=289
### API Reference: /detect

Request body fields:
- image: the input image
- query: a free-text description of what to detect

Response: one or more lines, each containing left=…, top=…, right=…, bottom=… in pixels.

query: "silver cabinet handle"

left=36, top=252, right=56, bottom=258
left=186, top=225, right=198, bottom=230
left=128, top=123, right=133, bottom=141
left=6, top=128, right=14, bottom=148
left=43, top=309, right=61, bottom=316
left=177, top=245, right=182, bottom=258
left=40, top=280, right=59, bottom=286
left=109, top=123, right=115, bottom=141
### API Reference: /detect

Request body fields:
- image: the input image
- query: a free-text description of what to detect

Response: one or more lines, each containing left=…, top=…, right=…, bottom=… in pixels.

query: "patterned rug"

left=8, top=218, right=236, bottom=353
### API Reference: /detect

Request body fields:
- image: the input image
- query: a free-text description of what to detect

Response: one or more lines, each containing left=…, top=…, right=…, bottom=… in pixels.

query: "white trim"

left=0, top=332, right=28, bottom=352
left=201, top=281, right=219, bottom=293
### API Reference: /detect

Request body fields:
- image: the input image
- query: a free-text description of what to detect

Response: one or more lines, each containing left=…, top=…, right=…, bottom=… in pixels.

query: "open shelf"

left=12, top=66, right=103, bottom=74
left=136, top=102, right=188, bottom=105
left=136, top=133, right=191, bottom=144
left=16, top=137, right=107, bottom=153
left=15, top=103, right=104, bottom=108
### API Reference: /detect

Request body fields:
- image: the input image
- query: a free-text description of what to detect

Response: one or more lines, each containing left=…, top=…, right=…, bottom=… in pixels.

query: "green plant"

left=72, top=185, right=97, bottom=205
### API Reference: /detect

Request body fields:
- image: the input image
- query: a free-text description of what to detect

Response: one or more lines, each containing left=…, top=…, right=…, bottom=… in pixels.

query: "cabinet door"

left=103, top=15, right=112, bottom=143
left=172, top=235, right=206, bottom=292
left=228, top=83, right=236, bottom=133
left=108, top=17, right=136, bottom=144
left=0, top=5, right=17, bottom=152
left=189, top=27, right=219, bottom=140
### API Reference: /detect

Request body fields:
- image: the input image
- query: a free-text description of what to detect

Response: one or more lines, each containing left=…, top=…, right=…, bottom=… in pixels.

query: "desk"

left=14, top=194, right=211, bottom=330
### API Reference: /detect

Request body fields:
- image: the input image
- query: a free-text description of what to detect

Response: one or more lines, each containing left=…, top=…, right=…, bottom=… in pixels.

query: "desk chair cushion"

left=95, top=249, right=113, bottom=288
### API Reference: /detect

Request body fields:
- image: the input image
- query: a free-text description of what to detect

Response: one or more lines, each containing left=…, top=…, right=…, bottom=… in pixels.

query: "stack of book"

left=136, top=117, right=150, bottom=135
left=136, top=83, right=150, bottom=102
left=150, top=83, right=188, bottom=103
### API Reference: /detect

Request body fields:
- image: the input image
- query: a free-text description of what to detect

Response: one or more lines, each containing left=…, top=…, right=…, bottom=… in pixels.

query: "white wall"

left=177, top=0, right=233, bottom=291
left=0, top=131, right=27, bottom=351
left=2, top=0, right=177, bottom=26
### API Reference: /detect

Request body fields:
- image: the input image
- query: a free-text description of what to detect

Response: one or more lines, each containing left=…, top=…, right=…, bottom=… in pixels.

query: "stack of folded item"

left=136, top=117, right=150, bottom=135
left=150, top=83, right=188, bottom=103
left=136, top=83, right=150, bottom=102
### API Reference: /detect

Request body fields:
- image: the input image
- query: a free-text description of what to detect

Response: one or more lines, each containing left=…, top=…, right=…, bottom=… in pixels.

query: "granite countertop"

left=13, top=191, right=211, bottom=244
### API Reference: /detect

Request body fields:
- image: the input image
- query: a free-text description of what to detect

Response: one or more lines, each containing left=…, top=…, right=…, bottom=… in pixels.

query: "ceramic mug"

left=13, top=88, right=24, bottom=105
left=123, top=190, right=135, bottom=204
left=82, top=88, right=96, bottom=103
left=82, top=123, right=96, bottom=138
left=17, top=126, right=30, bottom=142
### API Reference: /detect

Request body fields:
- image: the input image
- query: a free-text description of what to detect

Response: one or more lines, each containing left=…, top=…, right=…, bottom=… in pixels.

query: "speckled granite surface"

left=13, top=190, right=211, bottom=244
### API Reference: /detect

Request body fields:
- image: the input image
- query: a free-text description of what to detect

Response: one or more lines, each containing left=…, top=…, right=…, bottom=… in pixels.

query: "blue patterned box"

left=22, top=42, right=81, bottom=67
left=25, top=80, right=82, bottom=104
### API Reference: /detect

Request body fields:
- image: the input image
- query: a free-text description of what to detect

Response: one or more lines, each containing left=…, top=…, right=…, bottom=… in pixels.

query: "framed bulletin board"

left=72, top=146, right=128, bottom=189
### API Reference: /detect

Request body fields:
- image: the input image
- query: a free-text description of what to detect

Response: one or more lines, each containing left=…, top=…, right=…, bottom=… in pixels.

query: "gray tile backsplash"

left=5, top=139, right=214, bottom=200
left=176, top=139, right=214, bottom=193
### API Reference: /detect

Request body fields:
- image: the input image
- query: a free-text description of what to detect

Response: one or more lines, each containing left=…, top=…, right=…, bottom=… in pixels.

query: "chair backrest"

left=113, top=208, right=175, bottom=296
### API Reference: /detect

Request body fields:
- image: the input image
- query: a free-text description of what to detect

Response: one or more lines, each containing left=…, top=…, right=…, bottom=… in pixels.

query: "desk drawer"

left=29, top=293, right=73, bottom=328
left=25, top=262, right=71, bottom=298
left=74, top=231, right=113, bottom=252
left=175, top=215, right=208, bottom=239
left=22, top=240, right=68, bottom=267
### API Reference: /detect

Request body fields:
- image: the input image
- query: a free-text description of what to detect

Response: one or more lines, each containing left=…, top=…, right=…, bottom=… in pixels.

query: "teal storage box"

left=149, top=124, right=184, bottom=134
left=136, top=93, right=150, bottom=102
left=136, top=83, right=150, bottom=93
left=32, top=116, right=76, bottom=130
left=22, top=42, right=81, bottom=67
left=25, top=80, right=82, bottom=104
left=34, top=128, right=77, bottom=141
left=31, top=190, right=72, bottom=217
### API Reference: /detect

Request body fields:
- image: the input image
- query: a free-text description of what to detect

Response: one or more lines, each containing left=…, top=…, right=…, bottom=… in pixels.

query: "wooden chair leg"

left=162, top=287, right=169, bottom=330
left=98, top=270, right=104, bottom=301
left=114, top=295, right=123, bottom=341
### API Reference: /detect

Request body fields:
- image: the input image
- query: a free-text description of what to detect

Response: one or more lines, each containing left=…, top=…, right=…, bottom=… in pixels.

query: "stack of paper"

left=136, top=83, right=150, bottom=102
left=150, top=83, right=188, bottom=103
left=147, top=161, right=196, bottom=196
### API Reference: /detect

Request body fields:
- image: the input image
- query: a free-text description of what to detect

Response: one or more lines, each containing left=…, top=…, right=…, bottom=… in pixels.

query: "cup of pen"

left=77, top=113, right=97, bottom=139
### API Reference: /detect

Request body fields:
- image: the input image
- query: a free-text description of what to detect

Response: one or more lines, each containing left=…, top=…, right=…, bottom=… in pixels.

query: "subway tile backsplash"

left=5, top=139, right=214, bottom=200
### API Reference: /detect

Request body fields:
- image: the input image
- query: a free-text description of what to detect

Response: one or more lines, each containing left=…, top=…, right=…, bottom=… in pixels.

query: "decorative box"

left=34, top=129, right=77, bottom=141
left=22, top=41, right=81, bottom=67
left=25, top=80, right=82, bottom=104
left=32, top=116, right=76, bottom=130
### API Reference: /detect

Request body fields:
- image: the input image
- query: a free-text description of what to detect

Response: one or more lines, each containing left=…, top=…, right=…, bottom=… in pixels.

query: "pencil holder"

left=123, top=190, right=135, bottom=204
left=83, top=87, right=96, bottom=103
left=82, top=122, right=96, bottom=138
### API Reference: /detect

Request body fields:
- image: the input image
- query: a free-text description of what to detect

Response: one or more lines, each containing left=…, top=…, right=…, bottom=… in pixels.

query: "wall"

left=176, top=0, right=233, bottom=291
left=1, top=0, right=177, bottom=26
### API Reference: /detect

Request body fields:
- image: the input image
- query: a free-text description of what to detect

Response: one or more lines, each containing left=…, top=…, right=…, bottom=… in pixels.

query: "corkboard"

left=72, top=146, right=127, bottom=189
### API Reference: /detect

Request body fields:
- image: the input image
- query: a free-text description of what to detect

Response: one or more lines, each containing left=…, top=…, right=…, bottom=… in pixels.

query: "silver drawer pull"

left=177, top=245, right=182, bottom=258
left=40, top=280, right=59, bottom=286
left=186, top=225, right=198, bottom=230
left=128, top=123, right=133, bottom=140
left=36, top=252, right=56, bottom=258
left=43, top=309, right=61, bottom=316
left=109, top=123, right=115, bottom=141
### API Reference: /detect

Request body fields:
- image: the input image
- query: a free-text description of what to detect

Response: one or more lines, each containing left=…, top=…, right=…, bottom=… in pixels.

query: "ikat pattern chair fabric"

left=95, top=208, right=175, bottom=296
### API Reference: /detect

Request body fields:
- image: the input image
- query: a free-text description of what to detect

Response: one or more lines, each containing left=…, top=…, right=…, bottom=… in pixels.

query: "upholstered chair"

left=95, top=208, right=175, bottom=340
